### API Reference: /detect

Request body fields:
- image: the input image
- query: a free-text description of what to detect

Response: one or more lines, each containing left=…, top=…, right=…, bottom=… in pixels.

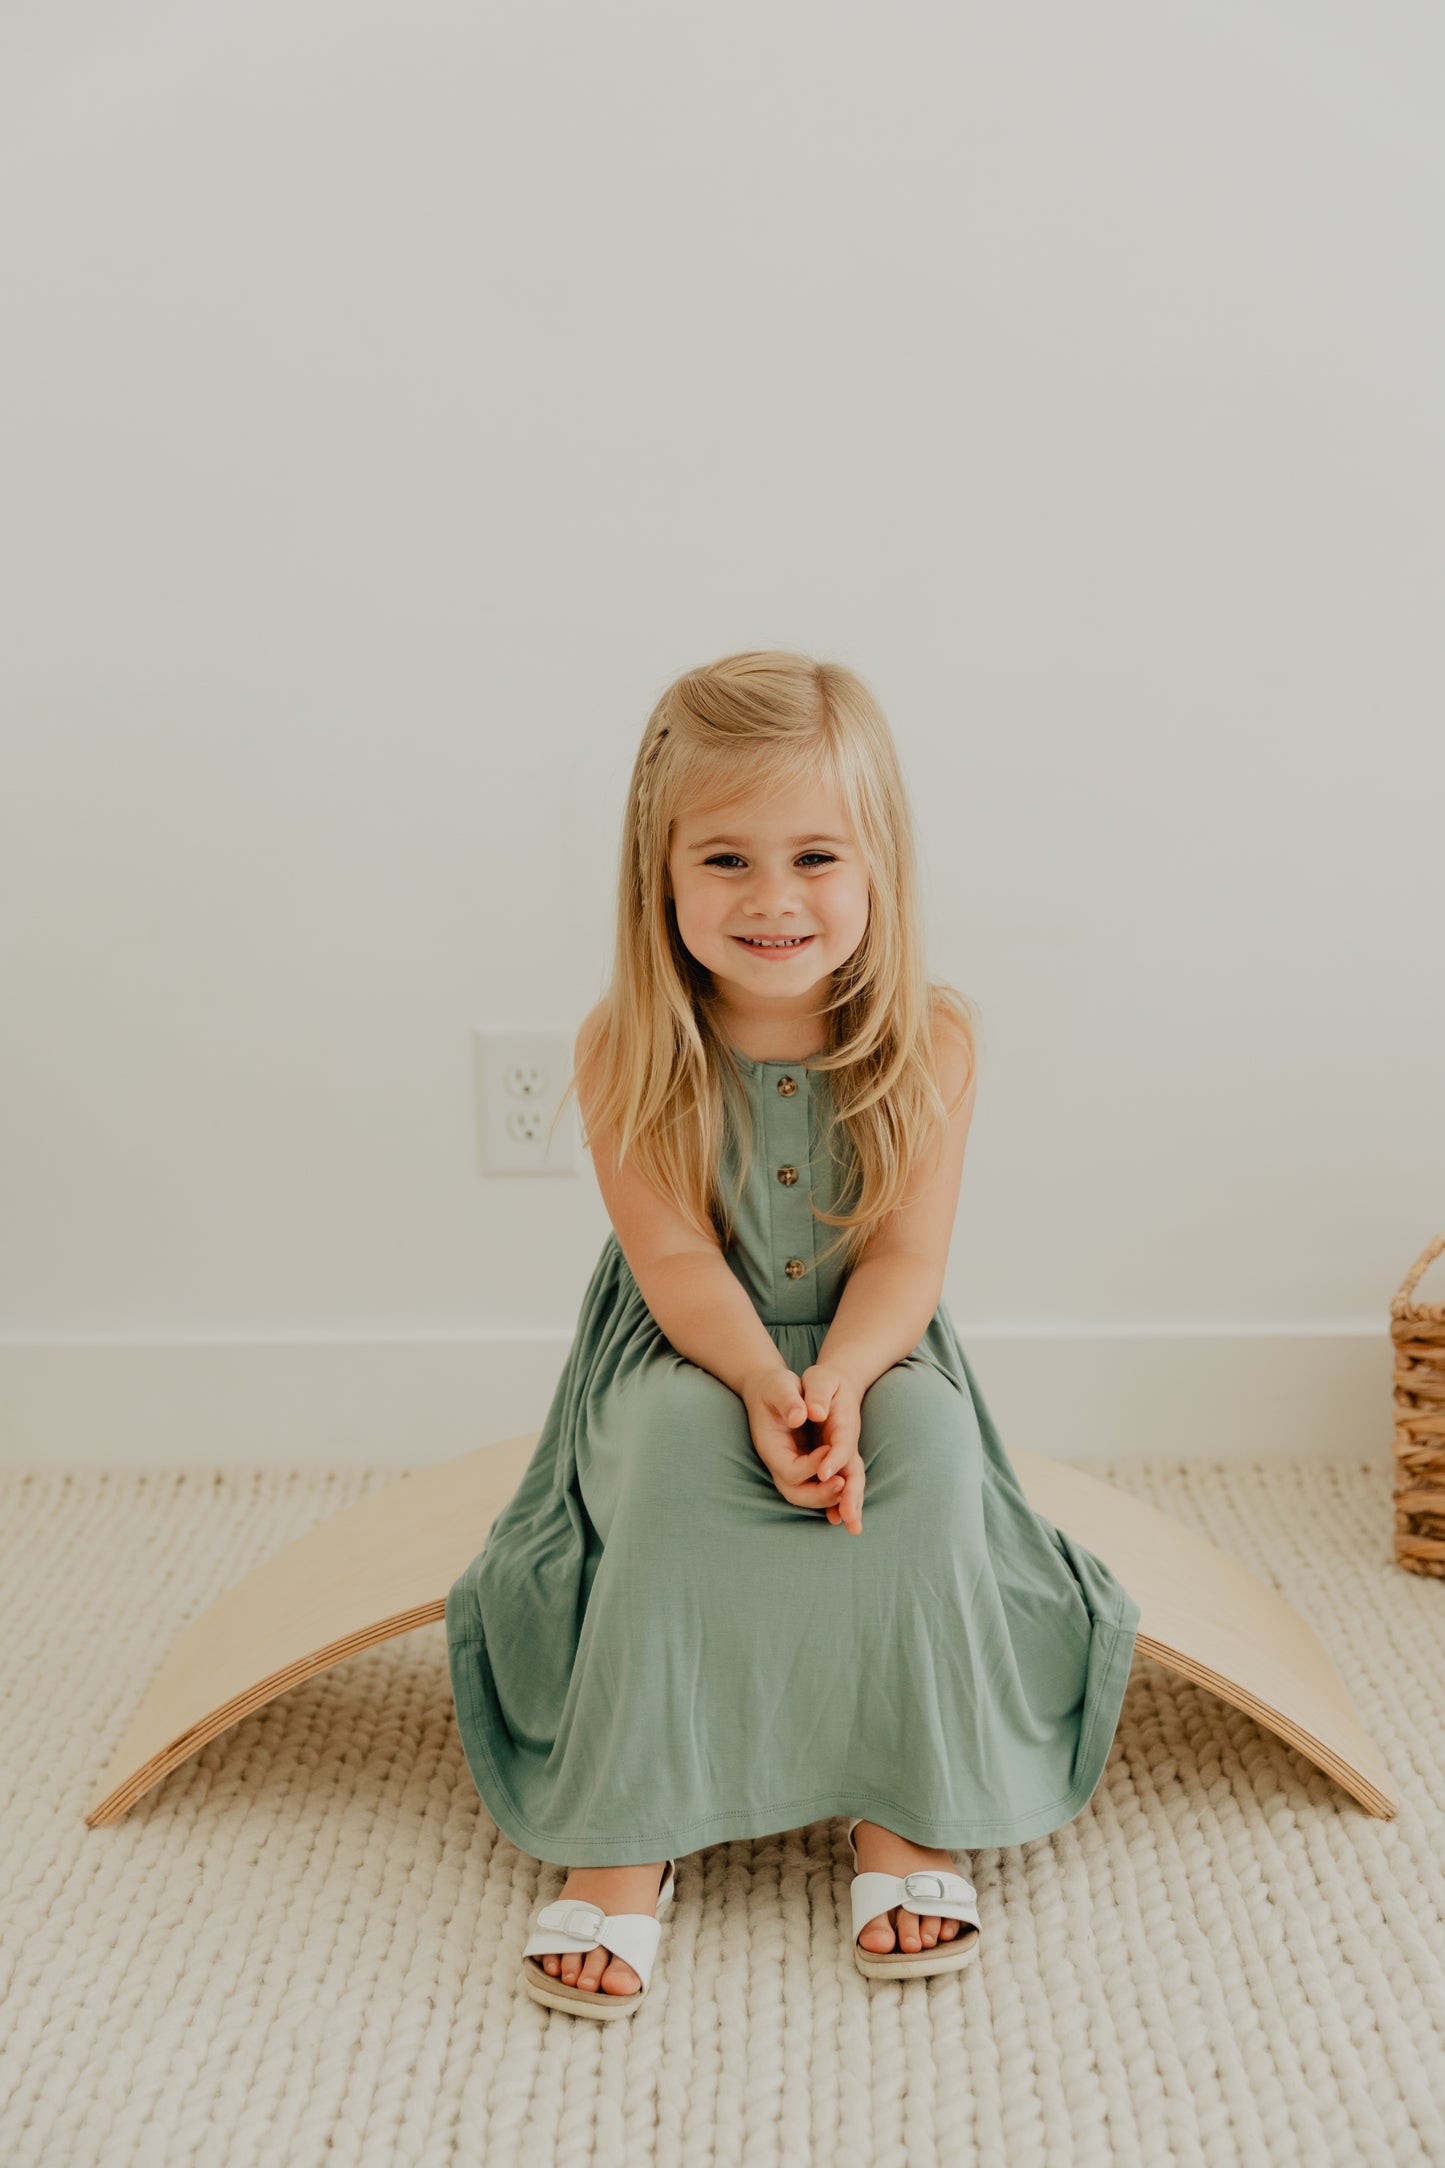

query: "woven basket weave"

left=1390, top=1233, right=1445, bottom=1577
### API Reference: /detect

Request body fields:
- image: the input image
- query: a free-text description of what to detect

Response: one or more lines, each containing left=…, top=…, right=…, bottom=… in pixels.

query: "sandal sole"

left=853, top=1926, right=982, bottom=1980
left=522, top=1953, right=648, bottom=2017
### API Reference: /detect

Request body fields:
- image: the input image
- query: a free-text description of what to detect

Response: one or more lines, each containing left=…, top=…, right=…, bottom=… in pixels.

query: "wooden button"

left=776, top=1075, right=798, bottom=1096
left=776, top=1165, right=798, bottom=1185
left=784, top=1257, right=805, bottom=1279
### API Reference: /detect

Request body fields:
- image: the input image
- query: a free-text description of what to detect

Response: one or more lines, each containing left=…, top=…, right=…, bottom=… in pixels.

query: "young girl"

left=445, top=649, right=1141, bottom=2018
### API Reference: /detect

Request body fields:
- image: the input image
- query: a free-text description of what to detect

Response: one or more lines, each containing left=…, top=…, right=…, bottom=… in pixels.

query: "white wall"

left=3, top=0, right=1442, bottom=1468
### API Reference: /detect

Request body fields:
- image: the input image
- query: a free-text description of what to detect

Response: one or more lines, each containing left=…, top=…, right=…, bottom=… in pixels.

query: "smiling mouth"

left=733, top=934, right=815, bottom=951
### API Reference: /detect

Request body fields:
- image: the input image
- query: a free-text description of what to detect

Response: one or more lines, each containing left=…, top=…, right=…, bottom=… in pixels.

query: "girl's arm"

left=816, top=1015, right=976, bottom=1394
left=641, top=1248, right=797, bottom=1401
left=576, top=1010, right=787, bottom=1400
left=816, top=1251, right=946, bottom=1397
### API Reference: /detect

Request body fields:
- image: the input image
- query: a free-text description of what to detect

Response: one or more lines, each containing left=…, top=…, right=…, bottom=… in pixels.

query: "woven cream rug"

left=2, top=1461, right=1442, bottom=2167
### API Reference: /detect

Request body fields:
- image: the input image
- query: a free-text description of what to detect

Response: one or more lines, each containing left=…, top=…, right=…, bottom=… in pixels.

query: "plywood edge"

left=1133, top=1633, right=1397, bottom=1819
left=85, top=1600, right=446, bottom=1826
left=85, top=1436, right=535, bottom=1825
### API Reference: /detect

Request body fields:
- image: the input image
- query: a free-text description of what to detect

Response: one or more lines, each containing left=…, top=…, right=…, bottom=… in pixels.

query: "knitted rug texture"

left=1, top=1460, right=1442, bottom=2168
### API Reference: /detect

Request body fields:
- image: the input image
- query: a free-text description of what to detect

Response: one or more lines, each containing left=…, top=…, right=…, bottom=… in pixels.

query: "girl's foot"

left=851, top=1820, right=969, bottom=1955
left=537, top=1862, right=671, bottom=1997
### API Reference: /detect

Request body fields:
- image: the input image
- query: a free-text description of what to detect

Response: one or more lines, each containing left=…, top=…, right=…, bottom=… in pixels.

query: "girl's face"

left=666, top=787, right=870, bottom=1033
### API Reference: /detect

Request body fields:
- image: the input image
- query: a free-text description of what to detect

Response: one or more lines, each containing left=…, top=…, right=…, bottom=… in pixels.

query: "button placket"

left=765, top=1067, right=816, bottom=1320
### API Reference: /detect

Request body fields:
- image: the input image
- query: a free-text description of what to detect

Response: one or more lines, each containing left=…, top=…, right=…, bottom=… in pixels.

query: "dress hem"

left=447, top=1588, right=1140, bottom=1868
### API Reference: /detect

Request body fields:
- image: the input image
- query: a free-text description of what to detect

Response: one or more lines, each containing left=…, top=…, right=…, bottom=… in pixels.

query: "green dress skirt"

left=445, top=1048, right=1140, bottom=1867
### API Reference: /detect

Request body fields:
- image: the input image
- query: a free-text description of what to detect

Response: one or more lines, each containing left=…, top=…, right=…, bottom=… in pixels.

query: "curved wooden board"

left=1008, top=1445, right=1395, bottom=1820
left=85, top=1438, right=1397, bottom=1827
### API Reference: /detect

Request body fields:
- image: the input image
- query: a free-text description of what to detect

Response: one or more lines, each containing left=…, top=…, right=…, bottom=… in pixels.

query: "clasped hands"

left=741, top=1362, right=866, bottom=1534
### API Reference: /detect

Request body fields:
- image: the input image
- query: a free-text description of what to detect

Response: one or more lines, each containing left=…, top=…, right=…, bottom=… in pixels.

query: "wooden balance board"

left=84, top=1439, right=1397, bottom=1827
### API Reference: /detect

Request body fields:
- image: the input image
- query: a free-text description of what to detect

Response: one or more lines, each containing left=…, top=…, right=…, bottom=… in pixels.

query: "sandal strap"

left=524, top=1900, right=663, bottom=1987
left=522, top=1864, right=676, bottom=1991
left=849, top=1867, right=981, bottom=1944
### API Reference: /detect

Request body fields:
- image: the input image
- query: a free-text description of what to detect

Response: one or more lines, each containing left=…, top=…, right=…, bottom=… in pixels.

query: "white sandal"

left=521, top=1860, right=677, bottom=2018
left=846, top=1817, right=982, bottom=1980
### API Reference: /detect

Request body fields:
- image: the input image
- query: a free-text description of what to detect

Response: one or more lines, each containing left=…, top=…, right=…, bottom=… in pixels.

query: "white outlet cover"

left=475, top=1029, right=579, bottom=1176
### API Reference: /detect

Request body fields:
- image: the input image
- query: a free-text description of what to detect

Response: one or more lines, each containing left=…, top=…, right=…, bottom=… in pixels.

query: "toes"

left=858, top=1907, right=965, bottom=1956
left=552, top=1948, right=637, bottom=1994
left=912, top=1913, right=964, bottom=1946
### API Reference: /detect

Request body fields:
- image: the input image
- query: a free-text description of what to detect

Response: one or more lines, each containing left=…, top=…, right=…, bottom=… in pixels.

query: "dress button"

left=776, top=1165, right=798, bottom=1185
left=784, top=1257, right=805, bottom=1279
left=776, top=1075, right=798, bottom=1096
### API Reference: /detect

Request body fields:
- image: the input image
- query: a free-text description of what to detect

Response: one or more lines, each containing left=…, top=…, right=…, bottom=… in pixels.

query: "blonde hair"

left=549, top=647, right=981, bottom=1276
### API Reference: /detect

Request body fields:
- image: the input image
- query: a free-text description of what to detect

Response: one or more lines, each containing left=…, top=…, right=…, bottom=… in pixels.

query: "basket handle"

left=1392, top=1233, right=1445, bottom=1312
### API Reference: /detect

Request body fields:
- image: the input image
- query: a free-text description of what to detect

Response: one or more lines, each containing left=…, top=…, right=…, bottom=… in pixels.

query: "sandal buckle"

left=550, top=1899, right=606, bottom=1938
left=902, top=1870, right=948, bottom=1903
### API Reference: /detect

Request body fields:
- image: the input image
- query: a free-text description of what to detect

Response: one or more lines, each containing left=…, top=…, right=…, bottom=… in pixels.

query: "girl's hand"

left=798, top=1364, right=866, bottom=1535
left=741, top=1364, right=848, bottom=1516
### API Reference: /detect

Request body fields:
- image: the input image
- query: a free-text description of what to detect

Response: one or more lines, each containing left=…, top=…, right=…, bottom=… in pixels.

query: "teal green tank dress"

left=445, top=1047, right=1140, bottom=1867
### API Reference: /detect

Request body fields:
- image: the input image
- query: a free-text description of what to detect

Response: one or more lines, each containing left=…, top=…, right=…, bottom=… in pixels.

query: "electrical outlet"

left=475, top=1029, right=578, bottom=1175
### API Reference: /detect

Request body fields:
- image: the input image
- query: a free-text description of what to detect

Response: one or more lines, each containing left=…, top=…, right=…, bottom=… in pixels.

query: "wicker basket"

left=1390, top=1233, right=1445, bottom=1576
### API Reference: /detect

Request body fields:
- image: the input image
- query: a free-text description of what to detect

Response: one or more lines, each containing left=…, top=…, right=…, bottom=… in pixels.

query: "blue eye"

left=704, top=853, right=836, bottom=869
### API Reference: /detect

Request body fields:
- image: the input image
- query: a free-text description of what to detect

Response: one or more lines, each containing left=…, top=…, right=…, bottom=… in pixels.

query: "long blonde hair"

left=550, top=648, right=981, bottom=1275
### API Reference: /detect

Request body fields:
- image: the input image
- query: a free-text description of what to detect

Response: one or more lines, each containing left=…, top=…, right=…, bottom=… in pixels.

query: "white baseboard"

left=0, top=1324, right=1397, bottom=1470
